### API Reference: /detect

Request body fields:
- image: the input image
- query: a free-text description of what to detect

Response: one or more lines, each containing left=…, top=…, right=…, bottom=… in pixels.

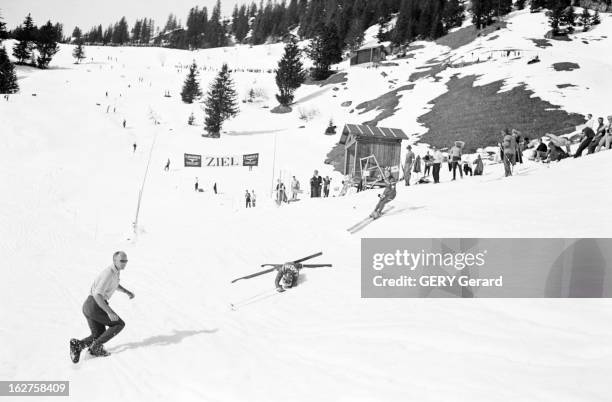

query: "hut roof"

left=339, top=124, right=409, bottom=145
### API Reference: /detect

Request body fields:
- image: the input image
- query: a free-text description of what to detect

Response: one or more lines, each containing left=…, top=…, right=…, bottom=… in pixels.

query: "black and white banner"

left=184, top=153, right=259, bottom=167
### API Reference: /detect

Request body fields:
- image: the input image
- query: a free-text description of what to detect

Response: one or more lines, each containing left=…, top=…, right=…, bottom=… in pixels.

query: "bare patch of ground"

left=304, top=72, right=348, bottom=87
left=530, top=38, right=552, bottom=48
left=557, top=83, right=577, bottom=89
left=435, top=21, right=507, bottom=50
left=418, top=75, right=585, bottom=152
left=355, top=84, right=415, bottom=126
left=552, top=62, right=580, bottom=71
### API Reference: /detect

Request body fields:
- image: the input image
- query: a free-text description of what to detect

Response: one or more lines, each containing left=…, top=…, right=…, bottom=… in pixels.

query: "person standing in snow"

left=432, top=148, right=443, bottom=183
left=195, top=177, right=199, bottom=192
left=251, top=190, right=256, bottom=207
left=501, top=129, right=516, bottom=176
left=310, top=170, right=322, bottom=197
left=423, top=151, right=432, bottom=176
left=213, top=183, right=217, bottom=194
left=473, top=154, right=484, bottom=175
left=291, top=176, right=300, bottom=201
left=371, top=170, right=397, bottom=219
left=70, top=251, right=134, bottom=362
left=323, top=176, right=331, bottom=197
left=164, top=159, right=170, bottom=171
left=245, top=190, right=251, bottom=208
left=133, top=143, right=137, bottom=153
left=403, top=145, right=415, bottom=186
left=449, top=142, right=463, bottom=180
left=123, top=119, right=126, bottom=128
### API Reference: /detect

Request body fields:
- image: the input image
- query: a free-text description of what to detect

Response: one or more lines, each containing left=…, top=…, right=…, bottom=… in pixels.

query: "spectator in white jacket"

left=432, top=148, right=443, bottom=184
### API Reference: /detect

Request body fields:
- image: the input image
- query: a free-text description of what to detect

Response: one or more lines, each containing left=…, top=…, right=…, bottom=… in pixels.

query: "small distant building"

left=151, top=28, right=185, bottom=47
left=350, top=41, right=391, bottom=66
left=339, top=124, right=408, bottom=180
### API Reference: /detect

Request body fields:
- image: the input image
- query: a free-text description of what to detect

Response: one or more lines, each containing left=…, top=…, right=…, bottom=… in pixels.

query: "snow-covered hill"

left=1, top=9, right=612, bottom=402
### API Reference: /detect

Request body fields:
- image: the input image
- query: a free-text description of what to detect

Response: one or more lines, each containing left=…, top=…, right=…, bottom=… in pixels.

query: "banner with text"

left=184, top=153, right=259, bottom=167
left=361, top=238, right=612, bottom=298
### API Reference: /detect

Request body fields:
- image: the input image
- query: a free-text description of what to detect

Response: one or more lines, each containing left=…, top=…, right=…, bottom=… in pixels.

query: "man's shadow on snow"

left=109, top=328, right=218, bottom=355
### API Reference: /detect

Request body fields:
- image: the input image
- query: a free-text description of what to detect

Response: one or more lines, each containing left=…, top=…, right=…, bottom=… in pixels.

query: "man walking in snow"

left=245, top=190, right=252, bottom=208
left=310, top=170, right=322, bottom=197
left=432, top=148, right=442, bottom=183
left=70, top=251, right=134, bottom=363
left=164, top=159, right=170, bottom=171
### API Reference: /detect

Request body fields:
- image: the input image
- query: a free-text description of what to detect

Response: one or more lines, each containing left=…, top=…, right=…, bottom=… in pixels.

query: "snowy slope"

left=1, top=9, right=612, bottom=402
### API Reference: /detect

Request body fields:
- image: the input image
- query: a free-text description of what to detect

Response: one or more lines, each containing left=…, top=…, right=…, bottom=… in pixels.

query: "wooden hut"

left=339, top=124, right=409, bottom=180
left=350, top=41, right=391, bottom=66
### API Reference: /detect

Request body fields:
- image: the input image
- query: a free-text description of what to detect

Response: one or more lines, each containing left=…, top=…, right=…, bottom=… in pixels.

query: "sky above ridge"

left=1, top=0, right=247, bottom=34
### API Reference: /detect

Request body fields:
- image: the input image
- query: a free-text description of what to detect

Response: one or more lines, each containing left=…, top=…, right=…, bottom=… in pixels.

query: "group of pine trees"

left=10, top=13, right=61, bottom=69
left=533, top=0, right=602, bottom=35
left=180, top=61, right=239, bottom=137
left=0, top=10, right=19, bottom=94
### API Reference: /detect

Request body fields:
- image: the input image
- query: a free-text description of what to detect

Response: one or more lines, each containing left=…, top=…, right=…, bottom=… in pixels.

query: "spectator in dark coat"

left=534, top=138, right=548, bottom=161
left=574, top=126, right=595, bottom=158
left=310, top=170, right=322, bottom=197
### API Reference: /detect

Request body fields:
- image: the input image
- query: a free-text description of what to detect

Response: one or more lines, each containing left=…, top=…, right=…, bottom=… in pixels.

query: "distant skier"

left=371, top=170, right=397, bottom=219
left=133, top=143, right=137, bottom=153
left=275, top=262, right=300, bottom=292
left=164, top=159, right=170, bottom=171
left=195, top=177, right=199, bottom=192
left=123, top=119, right=126, bottom=128
left=69, top=251, right=134, bottom=363
left=213, top=182, right=217, bottom=194
left=251, top=190, right=256, bottom=207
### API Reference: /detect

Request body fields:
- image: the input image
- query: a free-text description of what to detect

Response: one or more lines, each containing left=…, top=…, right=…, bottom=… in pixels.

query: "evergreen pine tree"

left=72, top=41, right=85, bottom=63
left=0, top=46, right=19, bottom=93
left=307, top=23, right=342, bottom=81
left=181, top=61, right=203, bottom=103
left=562, top=6, right=576, bottom=33
left=547, top=5, right=563, bottom=35
left=442, top=0, right=466, bottom=31
left=516, top=0, right=526, bottom=10
left=275, top=36, right=306, bottom=107
left=592, top=10, right=601, bottom=25
left=0, top=11, right=8, bottom=40
left=346, top=18, right=365, bottom=50
left=35, top=20, right=60, bottom=68
left=204, top=63, right=239, bottom=137
left=579, top=8, right=590, bottom=31
left=13, top=14, right=36, bottom=64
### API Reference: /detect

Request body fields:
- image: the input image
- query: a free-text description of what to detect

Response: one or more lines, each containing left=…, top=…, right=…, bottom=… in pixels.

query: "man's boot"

left=89, top=343, right=111, bottom=357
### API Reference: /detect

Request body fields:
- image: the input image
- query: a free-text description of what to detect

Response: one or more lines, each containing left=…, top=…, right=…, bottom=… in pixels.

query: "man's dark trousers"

left=79, top=295, right=125, bottom=348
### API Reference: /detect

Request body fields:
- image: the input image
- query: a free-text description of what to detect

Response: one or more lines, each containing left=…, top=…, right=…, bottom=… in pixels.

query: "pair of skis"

left=230, top=252, right=332, bottom=310
left=230, top=252, right=331, bottom=284
left=346, top=206, right=395, bottom=234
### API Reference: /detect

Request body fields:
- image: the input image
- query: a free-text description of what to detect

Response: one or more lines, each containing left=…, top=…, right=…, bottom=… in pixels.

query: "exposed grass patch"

left=355, top=84, right=415, bottom=126
left=304, top=72, right=348, bottom=87
left=487, top=35, right=500, bottom=41
left=557, top=83, right=577, bottom=88
left=409, top=63, right=445, bottom=82
left=418, top=75, right=585, bottom=151
left=530, top=38, right=552, bottom=48
left=435, top=21, right=507, bottom=50
left=552, top=62, right=580, bottom=71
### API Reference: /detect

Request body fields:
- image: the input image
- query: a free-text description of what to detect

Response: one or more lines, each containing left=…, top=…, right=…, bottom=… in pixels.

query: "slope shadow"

left=109, top=328, right=218, bottom=354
